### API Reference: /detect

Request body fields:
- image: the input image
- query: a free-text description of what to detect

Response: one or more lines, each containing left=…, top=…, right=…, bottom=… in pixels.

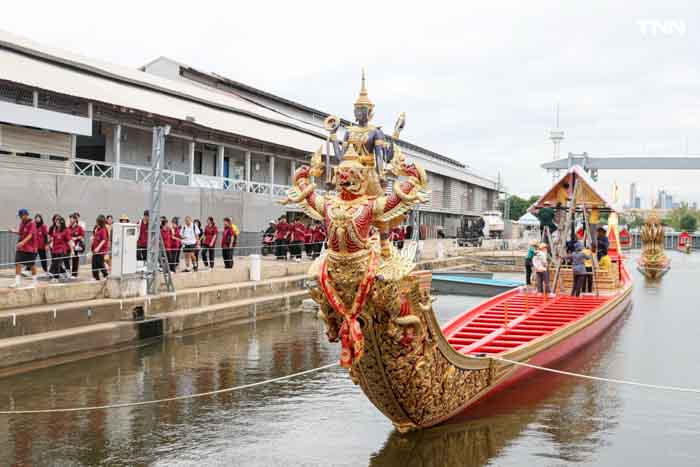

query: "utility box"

left=111, top=223, right=139, bottom=278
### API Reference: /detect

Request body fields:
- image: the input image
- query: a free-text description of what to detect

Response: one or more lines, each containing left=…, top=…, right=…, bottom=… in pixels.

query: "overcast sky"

left=2, top=1, right=699, bottom=205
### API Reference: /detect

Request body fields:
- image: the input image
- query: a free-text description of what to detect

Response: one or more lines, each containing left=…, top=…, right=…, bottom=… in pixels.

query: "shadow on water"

left=369, top=309, right=630, bottom=467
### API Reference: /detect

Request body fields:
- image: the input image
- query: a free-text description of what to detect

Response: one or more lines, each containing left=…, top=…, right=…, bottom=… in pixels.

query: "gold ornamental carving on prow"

left=281, top=71, right=493, bottom=433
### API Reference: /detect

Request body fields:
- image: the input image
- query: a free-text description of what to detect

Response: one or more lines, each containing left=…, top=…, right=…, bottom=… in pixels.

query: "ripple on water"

left=2, top=253, right=700, bottom=466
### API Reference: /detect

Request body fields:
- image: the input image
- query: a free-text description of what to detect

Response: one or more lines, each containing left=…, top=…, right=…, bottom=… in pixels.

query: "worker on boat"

left=598, top=252, right=611, bottom=271
left=537, top=201, right=557, bottom=247
left=533, top=243, right=550, bottom=296
left=596, top=227, right=609, bottom=261
left=570, top=241, right=592, bottom=297
left=583, top=244, right=595, bottom=293
left=525, top=239, right=537, bottom=286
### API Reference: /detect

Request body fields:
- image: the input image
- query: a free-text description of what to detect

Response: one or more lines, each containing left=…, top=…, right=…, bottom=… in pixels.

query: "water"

left=2, top=252, right=700, bottom=466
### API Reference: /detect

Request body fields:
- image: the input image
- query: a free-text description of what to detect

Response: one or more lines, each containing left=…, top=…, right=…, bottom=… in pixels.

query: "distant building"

left=629, top=182, right=637, bottom=209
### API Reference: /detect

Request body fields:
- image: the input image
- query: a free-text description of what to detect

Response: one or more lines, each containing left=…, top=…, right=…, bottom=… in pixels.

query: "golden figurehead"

left=281, top=73, right=496, bottom=433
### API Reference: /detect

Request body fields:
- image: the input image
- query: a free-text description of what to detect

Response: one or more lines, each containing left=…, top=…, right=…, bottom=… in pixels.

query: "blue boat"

left=431, top=275, right=524, bottom=297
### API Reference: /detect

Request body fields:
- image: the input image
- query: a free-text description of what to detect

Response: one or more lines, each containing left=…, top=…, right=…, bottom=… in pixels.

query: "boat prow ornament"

left=281, top=77, right=634, bottom=433
left=638, top=211, right=670, bottom=279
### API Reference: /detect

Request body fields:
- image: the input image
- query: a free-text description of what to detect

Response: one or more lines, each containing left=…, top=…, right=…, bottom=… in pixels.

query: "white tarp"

left=517, top=212, right=540, bottom=226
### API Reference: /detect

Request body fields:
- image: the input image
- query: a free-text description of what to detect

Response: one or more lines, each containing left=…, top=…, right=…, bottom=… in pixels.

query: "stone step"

left=0, top=320, right=143, bottom=370
left=0, top=274, right=308, bottom=339
left=0, top=290, right=308, bottom=370
left=158, top=290, right=309, bottom=334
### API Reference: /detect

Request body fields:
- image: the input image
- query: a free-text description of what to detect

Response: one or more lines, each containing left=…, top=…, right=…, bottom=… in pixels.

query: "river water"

left=2, top=251, right=700, bottom=466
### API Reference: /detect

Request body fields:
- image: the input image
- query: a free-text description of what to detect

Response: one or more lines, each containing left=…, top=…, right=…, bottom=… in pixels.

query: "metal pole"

left=147, top=125, right=170, bottom=295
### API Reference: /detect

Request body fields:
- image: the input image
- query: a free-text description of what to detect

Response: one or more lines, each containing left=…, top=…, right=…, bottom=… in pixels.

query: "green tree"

left=505, top=195, right=535, bottom=221
left=679, top=214, right=698, bottom=232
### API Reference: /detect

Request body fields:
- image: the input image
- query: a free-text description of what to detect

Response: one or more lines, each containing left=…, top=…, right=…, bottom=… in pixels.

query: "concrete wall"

left=0, top=169, right=286, bottom=233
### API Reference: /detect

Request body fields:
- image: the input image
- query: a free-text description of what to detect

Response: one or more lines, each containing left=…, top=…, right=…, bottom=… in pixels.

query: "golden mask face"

left=335, top=161, right=368, bottom=196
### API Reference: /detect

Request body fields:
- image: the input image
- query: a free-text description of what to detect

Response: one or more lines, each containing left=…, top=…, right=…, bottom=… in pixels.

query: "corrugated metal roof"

left=0, top=29, right=327, bottom=152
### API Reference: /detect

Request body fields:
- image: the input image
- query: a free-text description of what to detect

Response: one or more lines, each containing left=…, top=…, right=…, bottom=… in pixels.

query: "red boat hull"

left=473, top=291, right=631, bottom=405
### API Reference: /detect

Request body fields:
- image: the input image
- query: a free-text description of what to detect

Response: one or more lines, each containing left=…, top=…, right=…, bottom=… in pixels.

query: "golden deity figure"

left=281, top=75, right=501, bottom=433
left=639, top=211, right=670, bottom=278
left=281, top=73, right=431, bottom=369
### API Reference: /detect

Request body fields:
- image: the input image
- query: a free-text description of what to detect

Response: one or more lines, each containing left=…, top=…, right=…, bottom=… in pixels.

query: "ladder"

left=551, top=181, right=581, bottom=294
left=580, top=204, right=599, bottom=297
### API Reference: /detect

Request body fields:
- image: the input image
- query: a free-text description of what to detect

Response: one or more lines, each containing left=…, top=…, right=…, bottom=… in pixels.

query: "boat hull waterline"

left=349, top=269, right=632, bottom=432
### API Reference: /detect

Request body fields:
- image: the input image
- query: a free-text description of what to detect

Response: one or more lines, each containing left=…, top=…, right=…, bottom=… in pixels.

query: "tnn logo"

left=637, top=20, right=687, bottom=36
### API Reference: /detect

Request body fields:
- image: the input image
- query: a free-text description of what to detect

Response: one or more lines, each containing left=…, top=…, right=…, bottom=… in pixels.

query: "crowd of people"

left=264, top=216, right=408, bottom=261
left=525, top=225, right=612, bottom=297
left=9, top=208, right=242, bottom=288
left=9, top=208, right=414, bottom=288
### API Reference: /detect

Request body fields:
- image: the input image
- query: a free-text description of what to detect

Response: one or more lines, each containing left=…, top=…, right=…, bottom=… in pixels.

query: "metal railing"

left=72, top=159, right=114, bottom=178
left=119, top=164, right=189, bottom=186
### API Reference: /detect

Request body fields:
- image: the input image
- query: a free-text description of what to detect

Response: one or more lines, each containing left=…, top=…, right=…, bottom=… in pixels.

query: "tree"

left=679, top=214, right=698, bottom=232
left=505, top=195, right=535, bottom=221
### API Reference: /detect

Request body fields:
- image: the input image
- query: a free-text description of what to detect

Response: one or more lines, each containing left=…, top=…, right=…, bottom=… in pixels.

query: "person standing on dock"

left=136, top=210, right=149, bottom=262
left=274, top=216, right=291, bottom=260
left=202, top=217, right=218, bottom=270
left=90, top=215, right=109, bottom=281
left=525, top=239, right=537, bottom=286
left=533, top=243, right=550, bottom=295
left=570, top=242, right=591, bottom=297
left=180, top=216, right=200, bottom=273
left=290, top=218, right=306, bottom=261
left=68, top=213, right=85, bottom=279
left=221, top=217, right=237, bottom=269
left=48, top=215, right=72, bottom=281
left=33, top=214, right=49, bottom=275
left=11, top=208, right=38, bottom=288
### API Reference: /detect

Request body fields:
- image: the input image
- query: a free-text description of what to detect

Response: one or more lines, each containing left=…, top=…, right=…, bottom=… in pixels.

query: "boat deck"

left=442, top=290, right=614, bottom=355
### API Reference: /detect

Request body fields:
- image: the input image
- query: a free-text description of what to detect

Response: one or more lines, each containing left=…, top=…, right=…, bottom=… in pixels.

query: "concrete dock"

left=0, top=253, right=479, bottom=374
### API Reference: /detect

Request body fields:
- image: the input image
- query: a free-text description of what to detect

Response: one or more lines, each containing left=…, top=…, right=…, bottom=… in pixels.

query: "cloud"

left=1, top=0, right=698, bottom=203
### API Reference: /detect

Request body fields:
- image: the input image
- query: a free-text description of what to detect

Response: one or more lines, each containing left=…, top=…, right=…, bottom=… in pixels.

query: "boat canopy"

left=528, top=166, right=617, bottom=213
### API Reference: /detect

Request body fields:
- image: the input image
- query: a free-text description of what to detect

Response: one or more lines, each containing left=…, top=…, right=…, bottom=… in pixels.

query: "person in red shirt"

left=91, top=215, right=109, bottom=280
left=68, top=213, right=85, bottom=279
left=169, top=217, right=182, bottom=273
left=310, top=221, right=326, bottom=259
left=160, top=217, right=174, bottom=272
left=33, top=214, right=49, bottom=274
left=221, top=217, right=238, bottom=269
left=304, top=222, right=314, bottom=258
left=202, top=216, right=218, bottom=270
left=136, top=210, right=149, bottom=262
left=390, top=226, right=406, bottom=250
left=274, top=216, right=291, bottom=260
left=48, top=214, right=72, bottom=280
left=11, top=208, right=38, bottom=288
left=289, top=218, right=307, bottom=261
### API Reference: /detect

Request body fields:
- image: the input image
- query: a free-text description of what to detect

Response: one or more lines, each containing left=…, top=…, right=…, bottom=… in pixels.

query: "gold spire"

left=354, top=68, right=374, bottom=108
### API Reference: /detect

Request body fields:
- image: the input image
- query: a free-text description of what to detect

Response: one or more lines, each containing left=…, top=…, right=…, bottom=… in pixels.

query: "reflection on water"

left=2, top=255, right=700, bottom=466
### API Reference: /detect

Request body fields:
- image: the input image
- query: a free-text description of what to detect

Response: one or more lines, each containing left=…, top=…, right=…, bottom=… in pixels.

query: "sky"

left=2, top=1, right=699, bottom=205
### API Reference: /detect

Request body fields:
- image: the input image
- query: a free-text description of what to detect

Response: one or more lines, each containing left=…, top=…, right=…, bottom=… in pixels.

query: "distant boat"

left=637, top=212, right=670, bottom=279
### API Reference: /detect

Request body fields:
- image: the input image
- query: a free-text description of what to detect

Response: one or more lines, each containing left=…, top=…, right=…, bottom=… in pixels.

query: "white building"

left=0, top=30, right=501, bottom=239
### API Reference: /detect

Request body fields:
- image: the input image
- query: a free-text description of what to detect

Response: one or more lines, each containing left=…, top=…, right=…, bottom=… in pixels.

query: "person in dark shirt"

left=596, top=227, right=609, bottom=260
left=537, top=201, right=557, bottom=235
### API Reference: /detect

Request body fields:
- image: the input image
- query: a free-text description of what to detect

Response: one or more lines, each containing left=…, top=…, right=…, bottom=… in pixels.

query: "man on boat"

left=596, top=227, right=609, bottom=260
left=524, top=239, right=537, bottom=286
left=533, top=243, right=550, bottom=295
left=570, top=242, right=592, bottom=297
left=537, top=201, right=557, bottom=240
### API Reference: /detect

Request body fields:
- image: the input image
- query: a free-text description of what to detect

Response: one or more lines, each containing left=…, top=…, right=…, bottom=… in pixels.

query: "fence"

left=0, top=229, right=266, bottom=270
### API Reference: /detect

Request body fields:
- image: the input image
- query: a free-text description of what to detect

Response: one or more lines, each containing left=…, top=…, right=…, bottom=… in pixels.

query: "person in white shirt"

left=180, top=216, right=201, bottom=272
left=532, top=243, right=551, bottom=295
